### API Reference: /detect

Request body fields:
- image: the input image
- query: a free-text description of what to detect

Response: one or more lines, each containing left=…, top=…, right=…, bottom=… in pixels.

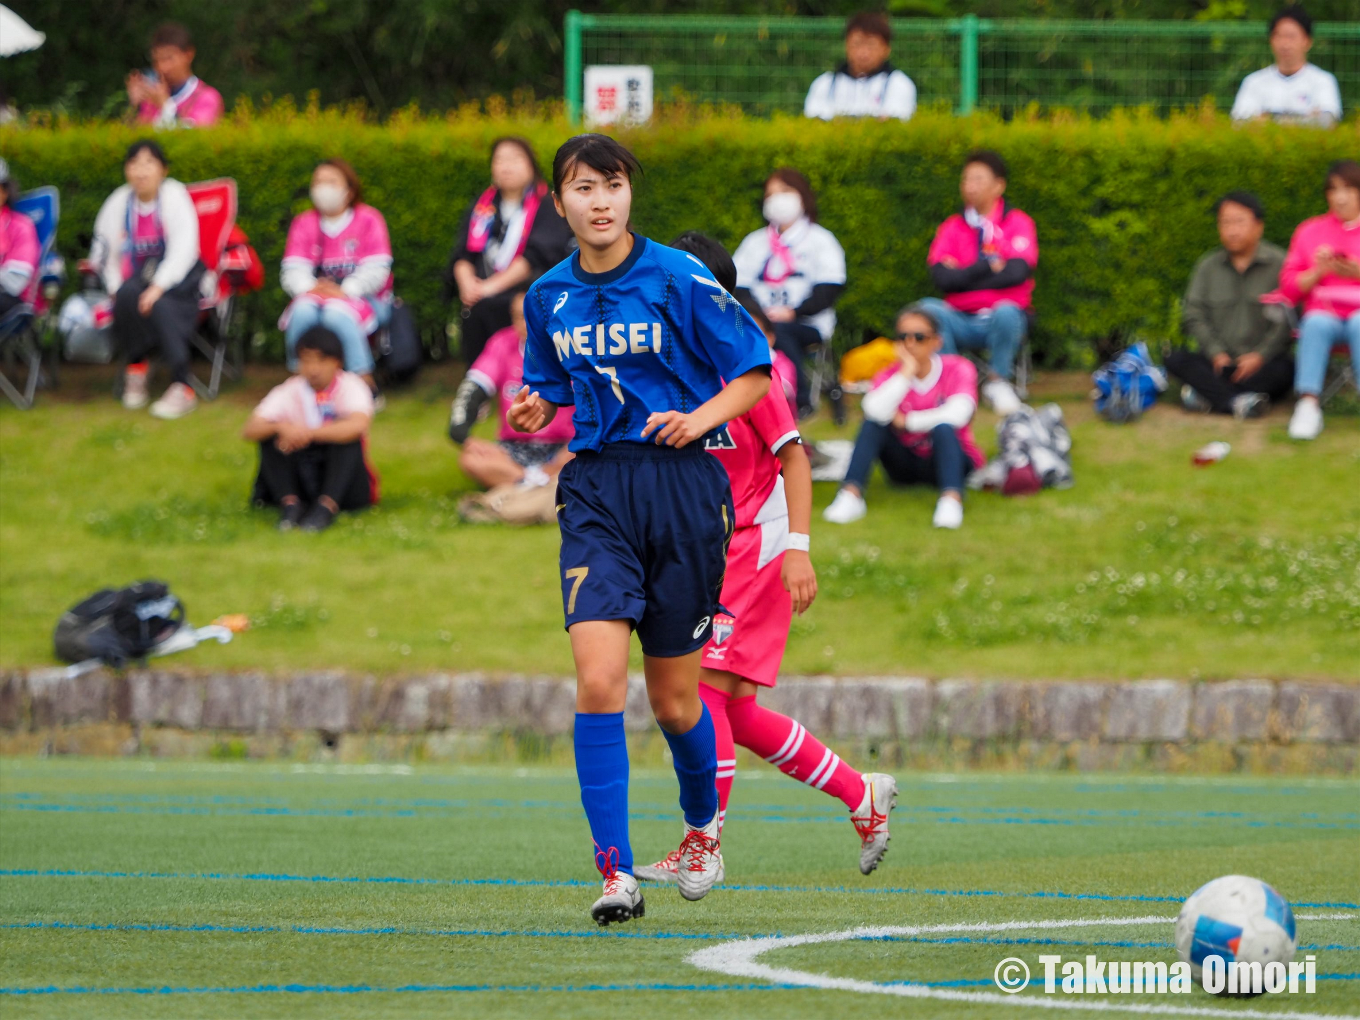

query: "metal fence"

left=565, top=12, right=1360, bottom=119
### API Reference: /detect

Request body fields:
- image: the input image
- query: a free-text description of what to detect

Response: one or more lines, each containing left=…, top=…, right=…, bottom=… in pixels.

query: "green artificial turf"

left=0, top=758, right=1356, bottom=1018
left=1, top=366, right=1358, bottom=679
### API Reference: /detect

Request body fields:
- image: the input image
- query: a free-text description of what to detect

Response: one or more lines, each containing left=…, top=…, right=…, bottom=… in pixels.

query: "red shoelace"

left=595, top=845, right=624, bottom=893
left=677, top=829, right=718, bottom=873
left=851, top=787, right=888, bottom=846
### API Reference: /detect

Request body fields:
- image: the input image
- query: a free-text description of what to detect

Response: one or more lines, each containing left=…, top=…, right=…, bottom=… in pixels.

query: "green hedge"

left=1, top=107, right=1353, bottom=365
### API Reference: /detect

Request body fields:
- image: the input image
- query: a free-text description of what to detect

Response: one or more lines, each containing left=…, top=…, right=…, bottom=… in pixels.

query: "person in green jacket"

left=1167, top=192, right=1293, bottom=419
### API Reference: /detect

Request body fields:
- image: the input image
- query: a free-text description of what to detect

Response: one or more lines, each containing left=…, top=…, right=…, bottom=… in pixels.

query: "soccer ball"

left=1175, top=875, right=1297, bottom=983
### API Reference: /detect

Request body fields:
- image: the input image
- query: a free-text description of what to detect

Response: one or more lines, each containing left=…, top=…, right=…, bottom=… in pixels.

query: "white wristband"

left=787, top=532, right=810, bottom=552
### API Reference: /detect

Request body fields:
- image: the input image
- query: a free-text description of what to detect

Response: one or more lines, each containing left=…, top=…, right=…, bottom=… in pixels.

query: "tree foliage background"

left=4, top=0, right=1359, bottom=117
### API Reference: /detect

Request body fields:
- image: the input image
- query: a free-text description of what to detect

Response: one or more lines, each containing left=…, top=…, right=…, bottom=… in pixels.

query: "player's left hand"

left=641, top=410, right=708, bottom=447
left=782, top=549, right=817, bottom=615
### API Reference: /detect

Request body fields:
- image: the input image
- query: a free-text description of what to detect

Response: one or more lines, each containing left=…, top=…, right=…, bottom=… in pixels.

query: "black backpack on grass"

left=53, top=581, right=185, bottom=667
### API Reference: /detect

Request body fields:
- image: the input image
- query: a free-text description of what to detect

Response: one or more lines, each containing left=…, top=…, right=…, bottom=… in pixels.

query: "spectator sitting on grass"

left=0, top=159, right=40, bottom=317
left=1167, top=191, right=1292, bottom=420
left=448, top=290, right=574, bottom=490
left=279, top=158, right=392, bottom=396
left=823, top=303, right=985, bottom=531
left=243, top=326, right=377, bottom=533
left=1282, top=159, right=1360, bottom=441
left=733, top=168, right=846, bottom=418
left=920, top=149, right=1036, bottom=419
left=126, top=23, right=224, bottom=129
left=804, top=10, right=916, bottom=121
left=447, top=137, right=574, bottom=363
left=92, top=139, right=203, bottom=421
left=1231, top=5, right=1341, bottom=127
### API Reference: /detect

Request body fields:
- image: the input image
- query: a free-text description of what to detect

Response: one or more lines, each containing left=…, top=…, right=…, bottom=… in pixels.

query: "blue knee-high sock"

left=574, top=712, right=632, bottom=875
left=661, top=702, right=719, bottom=829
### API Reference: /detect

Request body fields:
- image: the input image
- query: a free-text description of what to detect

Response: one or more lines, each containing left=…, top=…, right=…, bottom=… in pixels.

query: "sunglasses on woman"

left=895, top=330, right=934, bottom=343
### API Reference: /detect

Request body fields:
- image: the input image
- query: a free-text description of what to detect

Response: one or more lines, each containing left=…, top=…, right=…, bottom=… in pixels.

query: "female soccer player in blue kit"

left=507, top=135, right=772, bottom=925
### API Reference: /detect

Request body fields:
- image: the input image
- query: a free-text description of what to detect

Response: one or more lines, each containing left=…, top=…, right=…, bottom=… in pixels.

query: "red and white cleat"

left=851, top=773, right=898, bottom=875
left=675, top=816, right=724, bottom=902
left=590, top=847, right=644, bottom=926
left=634, top=848, right=682, bottom=884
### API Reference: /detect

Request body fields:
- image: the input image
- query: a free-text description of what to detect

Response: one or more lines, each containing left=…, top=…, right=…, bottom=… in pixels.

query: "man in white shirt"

left=1231, top=4, right=1341, bottom=126
left=804, top=11, right=916, bottom=122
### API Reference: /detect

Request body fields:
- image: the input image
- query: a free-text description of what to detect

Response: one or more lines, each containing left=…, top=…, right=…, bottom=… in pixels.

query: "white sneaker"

left=823, top=488, right=866, bottom=524
left=932, top=496, right=963, bottom=530
left=590, top=865, right=645, bottom=926
left=122, top=370, right=149, bottom=410
left=674, top=815, right=724, bottom=902
left=982, top=378, right=1022, bottom=417
left=851, top=773, right=898, bottom=875
left=150, top=382, right=198, bottom=420
left=1288, top=399, right=1323, bottom=441
left=634, top=848, right=682, bottom=884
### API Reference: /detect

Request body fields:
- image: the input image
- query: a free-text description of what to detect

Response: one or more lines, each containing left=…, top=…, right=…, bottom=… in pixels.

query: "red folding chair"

left=185, top=178, right=240, bottom=399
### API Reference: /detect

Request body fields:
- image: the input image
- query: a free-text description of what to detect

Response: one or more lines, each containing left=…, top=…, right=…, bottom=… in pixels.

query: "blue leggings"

left=843, top=420, right=967, bottom=495
left=1295, top=310, right=1360, bottom=396
left=284, top=300, right=388, bottom=374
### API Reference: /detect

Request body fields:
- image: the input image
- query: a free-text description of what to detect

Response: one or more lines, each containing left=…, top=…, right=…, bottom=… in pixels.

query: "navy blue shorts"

left=555, top=442, right=735, bottom=658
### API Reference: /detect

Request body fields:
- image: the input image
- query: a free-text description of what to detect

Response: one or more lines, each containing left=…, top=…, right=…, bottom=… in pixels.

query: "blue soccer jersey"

left=522, top=235, right=772, bottom=452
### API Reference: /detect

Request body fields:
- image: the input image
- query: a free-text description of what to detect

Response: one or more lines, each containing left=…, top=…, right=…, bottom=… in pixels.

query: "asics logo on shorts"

left=692, top=616, right=711, bottom=639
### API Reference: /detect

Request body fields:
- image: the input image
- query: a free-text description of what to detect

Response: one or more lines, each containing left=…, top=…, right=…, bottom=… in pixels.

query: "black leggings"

left=458, top=288, right=517, bottom=363
left=1164, top=349, right=1294, bottom=414
left=772, top=321, right=823, bottom=410
left=113, top=265, right=205, bottom=385
left=252, top=440, right=373, bottom=510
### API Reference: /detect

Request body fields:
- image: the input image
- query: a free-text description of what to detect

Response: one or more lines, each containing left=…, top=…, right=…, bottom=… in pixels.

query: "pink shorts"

left=701, top=520, right=791, bottom=687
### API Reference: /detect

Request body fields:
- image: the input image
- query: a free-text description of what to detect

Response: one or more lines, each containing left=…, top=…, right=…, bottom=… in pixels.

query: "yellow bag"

left=839, top=337, right=897, bottom=390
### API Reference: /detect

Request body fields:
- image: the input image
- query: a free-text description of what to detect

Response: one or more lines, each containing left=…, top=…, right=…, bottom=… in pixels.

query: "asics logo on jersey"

left=553, top=291, right=569, bottom=314
left=551, top=322, right=663, bottom=362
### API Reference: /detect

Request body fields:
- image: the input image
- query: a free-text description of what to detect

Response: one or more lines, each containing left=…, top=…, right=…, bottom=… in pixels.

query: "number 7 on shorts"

left=565, top=566, right=590, bottom=614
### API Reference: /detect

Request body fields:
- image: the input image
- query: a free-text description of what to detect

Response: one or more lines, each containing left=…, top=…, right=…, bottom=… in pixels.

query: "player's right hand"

left=507, top=386, right=546, bottom=433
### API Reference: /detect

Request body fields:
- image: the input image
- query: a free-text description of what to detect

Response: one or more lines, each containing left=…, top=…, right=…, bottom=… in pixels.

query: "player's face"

left=298, top=348, right=340, bottom=391
left=1269, top=19, right=1311, bottom=73
left=554, top=165, right=632, bottom=252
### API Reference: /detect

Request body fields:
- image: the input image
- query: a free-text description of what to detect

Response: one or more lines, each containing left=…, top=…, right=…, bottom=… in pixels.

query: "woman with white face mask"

left=732, top=167, right=847, bottom=418
left=279, top=159, right=394, bottom=392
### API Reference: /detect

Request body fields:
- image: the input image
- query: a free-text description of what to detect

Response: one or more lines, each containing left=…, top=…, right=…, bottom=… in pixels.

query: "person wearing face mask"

left=126, top=23, right=224, bottom=129
left=804, top=11, right=916, bottom=122
left=919, top=150, right=1037, bottom=418
left=90, top=139, right=204, bottom=419
left=446, top=137, right=573, bottom=363
left=732, top=168, right=846, bottom=419
left=1231, top=5, right=1341, bottom=127
left=279, top=159, right=393, bottom=394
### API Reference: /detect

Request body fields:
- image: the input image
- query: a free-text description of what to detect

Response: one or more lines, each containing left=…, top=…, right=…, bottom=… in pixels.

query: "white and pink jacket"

left=0, top=205, right=41, bottom=304
left=280, top=205, right=393, bottom=334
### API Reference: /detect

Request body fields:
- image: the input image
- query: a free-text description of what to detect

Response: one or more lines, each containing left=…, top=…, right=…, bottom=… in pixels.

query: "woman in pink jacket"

left=1281, top=160, right=1360, bottom=441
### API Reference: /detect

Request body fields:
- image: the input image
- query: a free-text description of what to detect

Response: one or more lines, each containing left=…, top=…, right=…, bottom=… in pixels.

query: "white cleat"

left=590, top=865, right=645, bottom=926
left=851, top=773, right=898, bottom=875
left=674, top=815, right=724, bottom=902
left=823, top=488, right=867, bottom=524
left=634, top=848, right=682, bottom=884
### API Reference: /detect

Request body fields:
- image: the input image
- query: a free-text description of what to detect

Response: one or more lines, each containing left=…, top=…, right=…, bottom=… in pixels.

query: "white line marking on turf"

left=687, top=915, right=1359, bottom=1019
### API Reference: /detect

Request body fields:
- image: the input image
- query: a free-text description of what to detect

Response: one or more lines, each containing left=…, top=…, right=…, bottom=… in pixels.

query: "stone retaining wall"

left=2, top=670, right=1355, bottom=772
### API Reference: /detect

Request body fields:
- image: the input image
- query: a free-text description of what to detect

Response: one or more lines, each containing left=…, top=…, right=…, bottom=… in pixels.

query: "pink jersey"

left=137, top=77, right=224, bottom=127
left=870, top=354, right=986, bottom=470
left=705, top=385, right=801, bottom=529
left=254, top=371, right=375, bottom=429
left=1279, top=212, right=1360, bottom=319
left=771, top=348, right=798, bottom=418
left=468, top=325, right=576, bottom=445
left=0, top=206, right=41, bottom=304
left=281, top=206, right=393, bottom=333
left=927, top=201, right=1038, bottom=314
left=119, top=206, right=166, bottom=282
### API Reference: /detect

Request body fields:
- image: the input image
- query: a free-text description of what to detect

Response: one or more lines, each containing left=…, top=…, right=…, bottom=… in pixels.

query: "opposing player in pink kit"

left=637, top=235, right=898, bottom=882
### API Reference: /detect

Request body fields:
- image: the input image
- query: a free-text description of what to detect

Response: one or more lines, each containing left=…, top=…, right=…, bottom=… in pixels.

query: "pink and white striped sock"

left=727, top=694, right=864, bottom=810
left=697, top=683, right=736, bottom=833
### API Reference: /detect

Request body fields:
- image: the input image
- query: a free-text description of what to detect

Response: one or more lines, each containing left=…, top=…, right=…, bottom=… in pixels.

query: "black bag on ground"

left=53, top=581, right=185, bottom=667
left=375, top=298, right=422, bottom=383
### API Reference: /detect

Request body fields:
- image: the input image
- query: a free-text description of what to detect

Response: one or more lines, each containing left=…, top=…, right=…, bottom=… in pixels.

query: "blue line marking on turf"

left=3, top=868, right=1356, bottom=910
left=7, top=921, right=1354, bottom=952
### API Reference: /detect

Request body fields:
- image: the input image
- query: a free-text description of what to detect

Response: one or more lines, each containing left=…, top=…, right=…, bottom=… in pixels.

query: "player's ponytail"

left=551, top=134, right=642, bottom=195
